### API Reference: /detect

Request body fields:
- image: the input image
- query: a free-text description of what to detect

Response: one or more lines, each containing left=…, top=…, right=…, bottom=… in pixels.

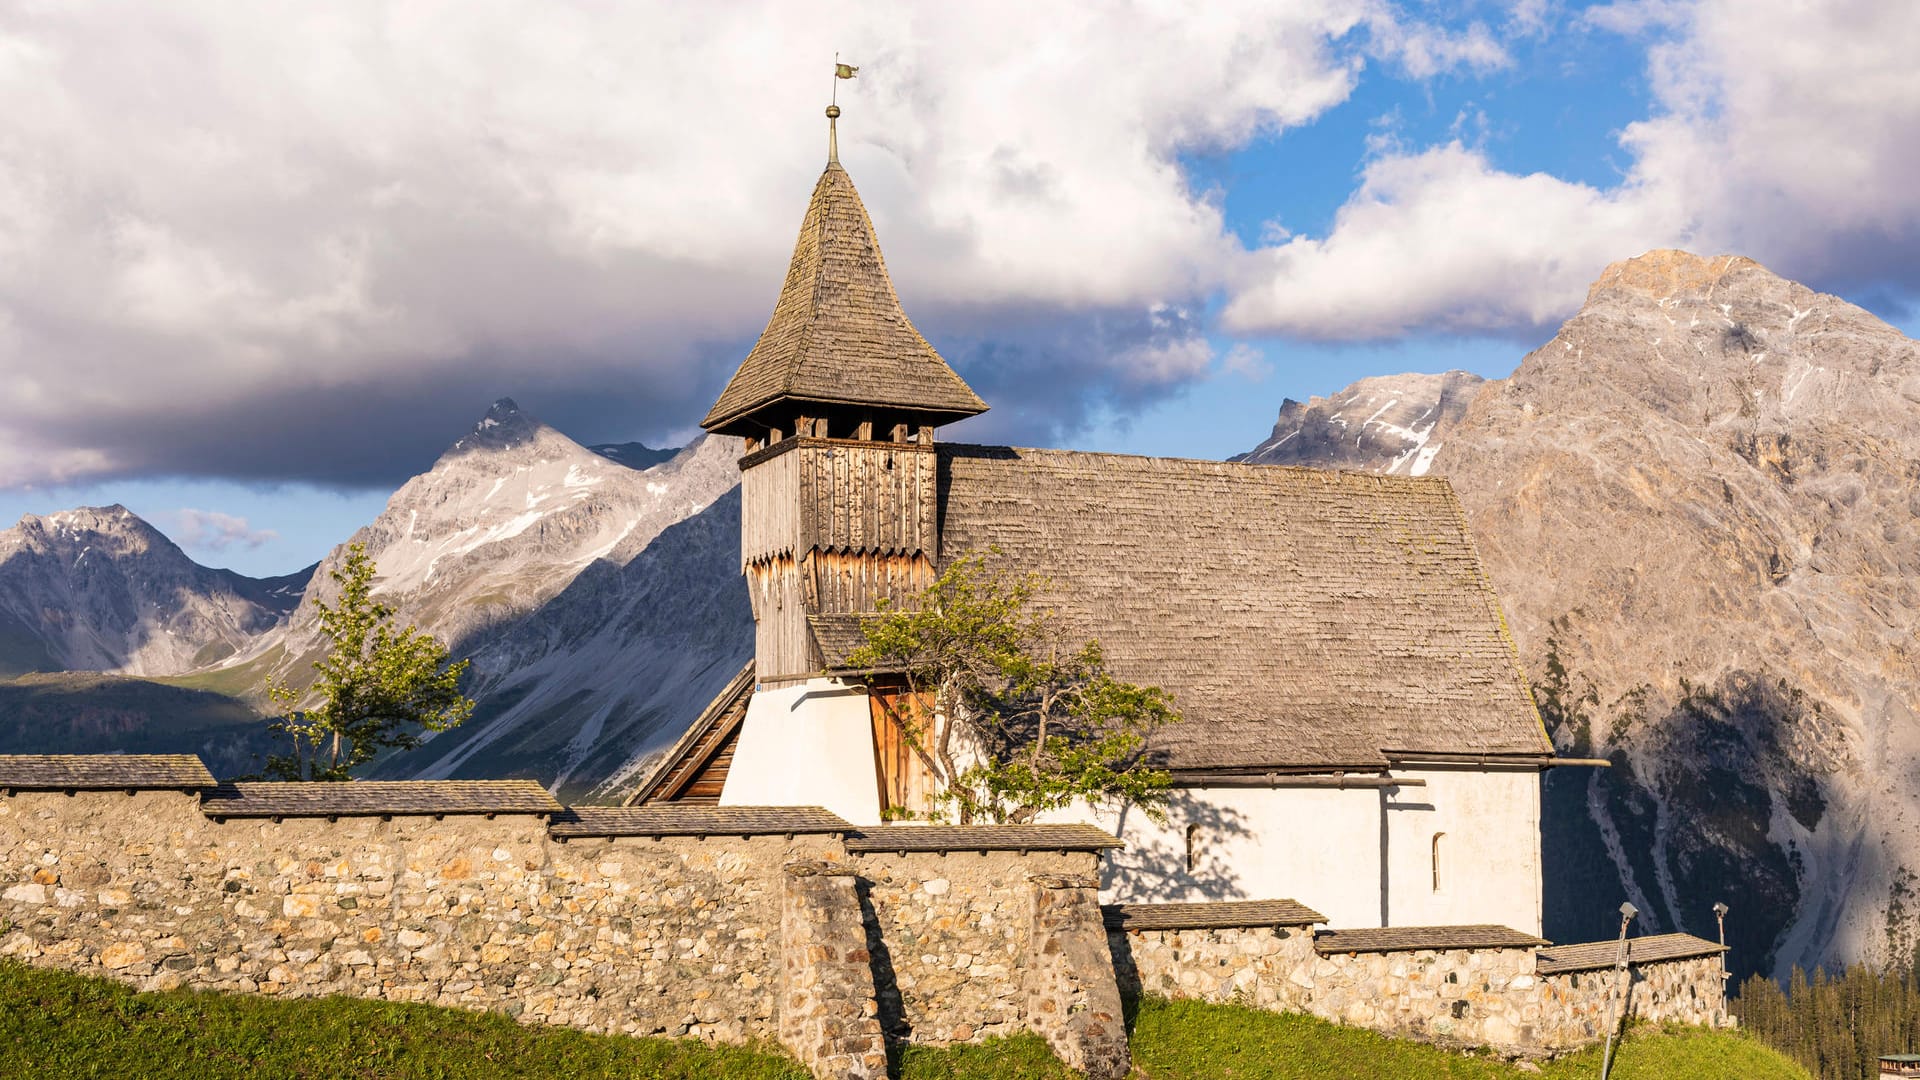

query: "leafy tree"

left=844, top=552, right=1178, bottom=825
left=262, top=544, right=474, bottom=781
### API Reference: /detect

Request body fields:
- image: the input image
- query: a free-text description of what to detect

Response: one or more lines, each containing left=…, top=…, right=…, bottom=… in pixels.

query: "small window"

left=1431, top=832, right=1446, bottom=893
left=1185, top=824, right=1204, bottom=873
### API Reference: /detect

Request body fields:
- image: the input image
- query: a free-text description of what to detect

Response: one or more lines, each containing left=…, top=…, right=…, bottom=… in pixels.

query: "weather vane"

left=827, top=54, right=857, bottom=164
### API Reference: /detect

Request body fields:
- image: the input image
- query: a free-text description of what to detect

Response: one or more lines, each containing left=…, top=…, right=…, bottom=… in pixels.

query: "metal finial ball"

left=826, top=105, right=841, bottom=119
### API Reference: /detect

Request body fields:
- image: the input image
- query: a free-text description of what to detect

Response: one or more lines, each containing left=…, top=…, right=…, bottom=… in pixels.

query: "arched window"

left=1185, top=823, right=1204, bottom=873
left=1431, top=832, right=1446, bottom=893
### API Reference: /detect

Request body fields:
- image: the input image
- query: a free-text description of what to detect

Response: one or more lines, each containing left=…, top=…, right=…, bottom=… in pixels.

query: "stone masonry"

left=781, top=861, right=888, bottom=1079
left=0, top=770, right=1731, bottom=1075
left=1111, top=921, right=1730, bottom=1056
left=1025, top=874, right=1129, bottom=1080
left=0, top=783, right=1127, bottom=1079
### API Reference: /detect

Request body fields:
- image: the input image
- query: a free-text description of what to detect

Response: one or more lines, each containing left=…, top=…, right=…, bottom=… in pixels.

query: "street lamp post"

left=1712, top=901, right=1731, bottom=1026
left=1600, top=901, right=1639, bottom=1080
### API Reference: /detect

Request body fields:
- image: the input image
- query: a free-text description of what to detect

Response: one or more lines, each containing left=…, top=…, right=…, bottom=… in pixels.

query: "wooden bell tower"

left=701, top=105, right=988, bottom=687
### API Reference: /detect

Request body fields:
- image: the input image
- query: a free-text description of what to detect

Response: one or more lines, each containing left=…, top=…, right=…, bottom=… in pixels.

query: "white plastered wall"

left=1074, top=787, right=1386, bottom=927
left=719, top=678, right=883, bottom=826
left=1069, top=767, right=1543, bottom=933
left=1383, top=766, right=1543, bottom=935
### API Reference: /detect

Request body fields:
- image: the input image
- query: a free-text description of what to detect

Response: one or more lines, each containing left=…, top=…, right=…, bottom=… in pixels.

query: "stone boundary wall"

left=0, top=768, right=1728, bottom=1077
left=1109, top=921, right=1730, bottom=1056
left=0, top=786, right=1124, bottom=1079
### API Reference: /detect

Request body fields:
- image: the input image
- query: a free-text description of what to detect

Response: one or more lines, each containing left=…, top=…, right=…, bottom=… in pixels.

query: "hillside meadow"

left=0, top=960, right=1806, bottom=1079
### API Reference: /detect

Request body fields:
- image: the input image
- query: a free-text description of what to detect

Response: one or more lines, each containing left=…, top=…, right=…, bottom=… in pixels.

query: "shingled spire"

left=701, top=109, right=987, bottom=440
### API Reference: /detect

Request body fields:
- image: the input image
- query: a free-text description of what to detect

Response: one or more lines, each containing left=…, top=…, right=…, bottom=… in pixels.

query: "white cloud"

left=1224, top=142, right=1687, bottom=338
left=0, top=0, right=1445, bottom=487
left=1221, top=343, right=1274, bottom=381
left=1226, top=0, right=1920, bottom=338
left=165, top=509, right=279, bottom=551
left=1363, top=13, right=1510, bottom=79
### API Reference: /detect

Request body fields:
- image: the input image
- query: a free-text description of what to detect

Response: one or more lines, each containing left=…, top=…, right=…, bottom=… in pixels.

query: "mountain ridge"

left=1250, top=248, right=1920, bottom=978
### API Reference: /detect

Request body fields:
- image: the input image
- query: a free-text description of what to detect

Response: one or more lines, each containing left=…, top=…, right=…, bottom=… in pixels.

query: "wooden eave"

left=625, top=663, right=755, bottom=806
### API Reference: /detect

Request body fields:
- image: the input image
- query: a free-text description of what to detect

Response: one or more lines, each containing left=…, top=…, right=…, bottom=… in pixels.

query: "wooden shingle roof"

left=550, top=805, right=851, bottom=839
left=701, top=163, right=987, bottom=436
left=0, top=754, right=215, bottom=791
left=1314, top=925, right=1550, bottom=955
left=1103, top=899, right=1326, bottom=931
left=844, top=824, right=1123, bottom=854
left=200, top=781, right=561, bottom=819
left=1535, top=933, right=1726, bottom=975
left=931, top=445, right=1552, bottom=770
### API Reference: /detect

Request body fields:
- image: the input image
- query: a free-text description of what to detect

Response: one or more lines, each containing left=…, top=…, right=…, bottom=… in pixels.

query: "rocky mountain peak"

left=1238, top=370, right=1485, bottom=475
left=12, top=505, right=169, bottom=557
left=1514, top=247, right=1914, bottom=428
left=0, top=505, right=288, bottom=676
left=1585, top=249, right=1768, bottom=305
left=446, top=397, right=551, bottom=457
left=1255, top=251, right=1920, bottom=976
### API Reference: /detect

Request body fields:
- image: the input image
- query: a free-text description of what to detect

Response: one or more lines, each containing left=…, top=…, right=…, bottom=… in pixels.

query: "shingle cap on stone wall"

left=1102, top=899, right=1327, bottom=931
left=200, top=780, right=562, bottom=820
left=0, top=754, right=215, bottom=792
left=1534, top=932, right=1727, bottom=975
left=1313, top=924, right=1549, bottom=955
left=550, top=805, right=852, bottom=840
left=844, top=824, right=1123, bottom=854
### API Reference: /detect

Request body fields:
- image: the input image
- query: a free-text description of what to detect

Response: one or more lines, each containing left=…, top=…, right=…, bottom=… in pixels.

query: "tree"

left=844, top=552, right=1179, bottom=824
left=262, top=543, right=474, bottom=781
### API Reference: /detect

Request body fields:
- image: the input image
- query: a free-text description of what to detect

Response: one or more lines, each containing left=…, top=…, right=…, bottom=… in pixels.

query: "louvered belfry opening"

left=705, top=152, right=986, bottom=686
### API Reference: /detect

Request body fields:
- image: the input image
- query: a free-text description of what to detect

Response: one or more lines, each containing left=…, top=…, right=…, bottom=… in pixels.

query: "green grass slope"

left=1130, top=996, right=1810, bottom=1080
left=0, top=962, right=1809, bottom=1079
left=0, top=960, right=806, bottom=1079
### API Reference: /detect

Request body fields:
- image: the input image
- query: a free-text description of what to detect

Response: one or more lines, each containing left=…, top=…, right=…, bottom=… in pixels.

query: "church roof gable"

left=702, top=163, right=987, bottom=434
left=928, top=446, right=1552, bottom=771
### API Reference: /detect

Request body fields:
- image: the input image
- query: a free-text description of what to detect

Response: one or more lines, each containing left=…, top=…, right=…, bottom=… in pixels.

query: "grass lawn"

left=0, top=961, right=1809, bottom=1079
left=1130, top=996, right=1811, bottom=1080
left=0, top=960, right=805, bottom=1079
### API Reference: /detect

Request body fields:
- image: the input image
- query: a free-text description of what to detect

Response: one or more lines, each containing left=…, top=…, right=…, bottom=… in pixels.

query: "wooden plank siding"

left=740, top=440, right=937, bottom=566
left=808, top=550, right=934, bottom=615
left=744, top=439, right=941, bottom=681
left=747, top=558, right=814, bottom=679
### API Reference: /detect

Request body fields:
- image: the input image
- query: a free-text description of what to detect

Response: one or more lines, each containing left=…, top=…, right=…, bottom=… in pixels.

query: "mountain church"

left=632, top=107, right=1582, bottom=933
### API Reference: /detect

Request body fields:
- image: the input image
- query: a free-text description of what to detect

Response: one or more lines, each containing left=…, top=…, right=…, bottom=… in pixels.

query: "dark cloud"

left=0, top=2, right=1516, bottom=489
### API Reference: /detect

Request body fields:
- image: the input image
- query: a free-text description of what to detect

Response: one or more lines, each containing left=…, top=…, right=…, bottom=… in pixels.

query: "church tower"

left=700, top=105, right=986, bottom=823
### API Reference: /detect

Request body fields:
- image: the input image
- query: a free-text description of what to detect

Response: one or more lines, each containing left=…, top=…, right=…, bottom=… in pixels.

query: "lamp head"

left=1620, top=901, right=1639, bottom=921
left=1713, top=901, right=1729, bottom=918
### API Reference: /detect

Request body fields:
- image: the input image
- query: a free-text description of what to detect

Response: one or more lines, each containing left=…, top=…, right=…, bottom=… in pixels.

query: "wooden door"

left=869, top=684, right=937, bottom=818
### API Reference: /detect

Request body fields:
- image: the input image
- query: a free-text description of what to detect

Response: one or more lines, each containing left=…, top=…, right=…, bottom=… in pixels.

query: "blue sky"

left=2, top=2, right=1917, bottom=577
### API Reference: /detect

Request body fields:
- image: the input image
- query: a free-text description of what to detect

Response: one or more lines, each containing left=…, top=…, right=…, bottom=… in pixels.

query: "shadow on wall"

left=1103, top=791, right=1253, bottom=902
left=856, top=878, right=908, bottom=1045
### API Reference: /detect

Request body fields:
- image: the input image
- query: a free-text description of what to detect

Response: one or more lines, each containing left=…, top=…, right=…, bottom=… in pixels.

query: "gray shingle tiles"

left=1535, top=932, right=1727, bottom=974
left=1313, top=925, right=1550, bottom=954
left=1103, top=899, right=1327, bottom=931
left=551, top=805, right=852, bottom=839
left=703, top=163, right=987, bottom=434
left=200, top=781, right=562, bottom=819
left=0, top=754, right=216, bottom=791
left=934, top=444, right=1553, bottom=770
